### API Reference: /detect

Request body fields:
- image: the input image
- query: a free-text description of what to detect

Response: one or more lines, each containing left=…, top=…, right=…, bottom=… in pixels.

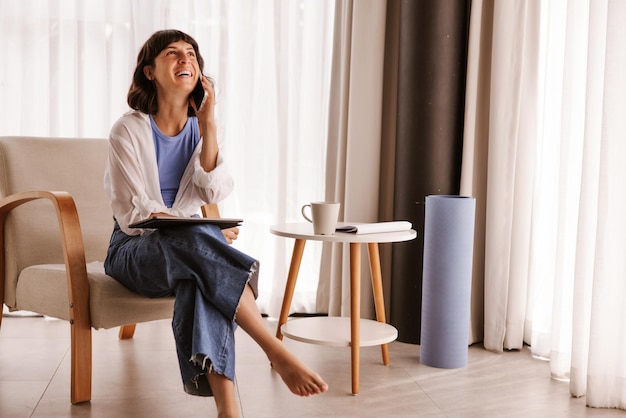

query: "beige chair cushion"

left=15, top=262, right=174, bottom=329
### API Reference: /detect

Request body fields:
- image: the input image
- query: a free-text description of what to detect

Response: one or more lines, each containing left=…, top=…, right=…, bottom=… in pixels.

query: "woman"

left=104, top=29, right=327, bottom=417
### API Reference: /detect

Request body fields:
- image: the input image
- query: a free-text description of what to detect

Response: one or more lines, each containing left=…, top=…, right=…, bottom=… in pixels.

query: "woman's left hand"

left=222, top=226, right=239, bottom=244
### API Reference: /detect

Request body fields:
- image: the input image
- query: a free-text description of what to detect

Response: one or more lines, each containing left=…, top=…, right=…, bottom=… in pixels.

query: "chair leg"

left=70, top=322, right=92, bottom=404
left=118, top=324, right=137, bottom=340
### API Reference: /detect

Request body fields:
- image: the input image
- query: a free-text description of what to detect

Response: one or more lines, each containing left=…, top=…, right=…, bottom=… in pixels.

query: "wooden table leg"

left=349, top=242, right=361, bottom=395
left=367, top=242, right=390, bottom=365
left=276, top=239, right=306, bottom=340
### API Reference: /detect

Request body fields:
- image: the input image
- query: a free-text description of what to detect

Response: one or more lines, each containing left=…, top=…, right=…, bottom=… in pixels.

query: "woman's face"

left=144, top=40, right=201, bottom=97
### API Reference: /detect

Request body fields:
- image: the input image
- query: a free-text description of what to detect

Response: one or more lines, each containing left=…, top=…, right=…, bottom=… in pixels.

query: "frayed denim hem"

left=184, top=357, right=218, bottom=397
left=184, top=372, right=214, bottom=397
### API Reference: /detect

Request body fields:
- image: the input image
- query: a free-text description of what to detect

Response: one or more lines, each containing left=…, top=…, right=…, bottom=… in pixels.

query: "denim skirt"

left=104, top=222, right=259, bottom=396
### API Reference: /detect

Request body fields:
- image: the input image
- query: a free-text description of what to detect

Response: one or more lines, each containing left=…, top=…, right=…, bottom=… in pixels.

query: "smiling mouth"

left=175, top=70, right=192, bottom=77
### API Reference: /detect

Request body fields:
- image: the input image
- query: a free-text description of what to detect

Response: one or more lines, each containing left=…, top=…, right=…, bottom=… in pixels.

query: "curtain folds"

left=464, top=0, right=626, bottom=409
left=459, top=0, right=494, bottom=345
left=388, top=0, right=471, bottom=343
left=317, top=0, right=388, bottom=318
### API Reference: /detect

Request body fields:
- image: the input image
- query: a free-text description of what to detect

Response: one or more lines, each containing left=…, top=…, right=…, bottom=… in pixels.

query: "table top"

left=270, top=222, right=417, bottom=243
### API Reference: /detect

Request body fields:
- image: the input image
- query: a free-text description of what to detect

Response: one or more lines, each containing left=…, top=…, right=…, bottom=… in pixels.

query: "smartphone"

left=190, top=76, right=208, bottom=112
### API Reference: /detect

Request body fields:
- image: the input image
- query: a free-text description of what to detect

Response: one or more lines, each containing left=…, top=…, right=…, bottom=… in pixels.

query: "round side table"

left=270, top=222, right=417, bottom=395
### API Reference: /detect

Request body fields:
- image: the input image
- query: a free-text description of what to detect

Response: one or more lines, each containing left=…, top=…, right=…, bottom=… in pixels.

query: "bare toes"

left=271, top=355, right=328, bottom=396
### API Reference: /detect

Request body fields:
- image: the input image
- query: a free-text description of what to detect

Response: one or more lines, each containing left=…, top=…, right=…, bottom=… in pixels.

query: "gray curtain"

left=385, top=0, right=471, bottom=343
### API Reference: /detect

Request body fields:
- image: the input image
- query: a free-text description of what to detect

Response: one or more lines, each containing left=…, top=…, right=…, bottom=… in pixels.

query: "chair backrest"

left=0, top=136, right=112, bottom=308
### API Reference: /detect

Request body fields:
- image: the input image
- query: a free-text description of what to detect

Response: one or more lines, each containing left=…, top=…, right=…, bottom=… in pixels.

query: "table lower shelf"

left=280, top=317, right=398, bottom=347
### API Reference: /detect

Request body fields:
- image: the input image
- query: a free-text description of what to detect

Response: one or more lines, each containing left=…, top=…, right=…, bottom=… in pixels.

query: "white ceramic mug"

left=301, top=202, right=341, bottom=235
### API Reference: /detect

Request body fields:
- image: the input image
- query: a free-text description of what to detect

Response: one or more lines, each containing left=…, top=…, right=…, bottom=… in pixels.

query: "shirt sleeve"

left=189, top=149, right=235, bottom=203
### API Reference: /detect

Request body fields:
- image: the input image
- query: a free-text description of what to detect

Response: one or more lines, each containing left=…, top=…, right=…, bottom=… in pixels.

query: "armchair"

left=0, top=136, right=216, bottom=404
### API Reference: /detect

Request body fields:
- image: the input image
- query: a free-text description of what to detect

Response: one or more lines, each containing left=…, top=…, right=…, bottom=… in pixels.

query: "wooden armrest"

left=0, top=190, right=92, bottom=403
left=0, top=190, right=91, bottom=329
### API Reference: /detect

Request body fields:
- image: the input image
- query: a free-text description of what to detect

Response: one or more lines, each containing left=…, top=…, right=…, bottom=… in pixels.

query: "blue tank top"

left=150, top=115, right=200, bottom=207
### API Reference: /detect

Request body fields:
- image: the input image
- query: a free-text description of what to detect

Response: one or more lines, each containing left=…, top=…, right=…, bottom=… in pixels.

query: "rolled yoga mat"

left=420, top=195, right=476, bottom=368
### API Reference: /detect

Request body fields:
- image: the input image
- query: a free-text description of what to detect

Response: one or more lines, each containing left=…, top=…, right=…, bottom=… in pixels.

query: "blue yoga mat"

left=420, top=195, right=476, bottom=369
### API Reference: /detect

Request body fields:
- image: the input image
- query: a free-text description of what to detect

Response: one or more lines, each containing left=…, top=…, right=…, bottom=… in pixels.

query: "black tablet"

left=129, top=217, right=243, bottom=229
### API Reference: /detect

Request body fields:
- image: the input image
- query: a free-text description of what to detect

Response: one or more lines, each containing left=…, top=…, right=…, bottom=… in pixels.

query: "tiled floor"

left=1, top=312, right=625, bottom=418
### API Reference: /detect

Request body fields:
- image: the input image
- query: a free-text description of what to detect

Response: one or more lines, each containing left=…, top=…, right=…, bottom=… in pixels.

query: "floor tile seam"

left=33, top=344, right=70, bottom=416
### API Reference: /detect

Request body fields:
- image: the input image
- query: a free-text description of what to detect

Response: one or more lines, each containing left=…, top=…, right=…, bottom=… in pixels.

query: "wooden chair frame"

left=0, top=191, right=93, bottom=403
left=0, top=189, right=220, bottom=404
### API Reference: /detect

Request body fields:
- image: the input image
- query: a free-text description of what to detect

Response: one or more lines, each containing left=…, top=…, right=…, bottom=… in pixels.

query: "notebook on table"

left=335, top=221, right=412, bottom=234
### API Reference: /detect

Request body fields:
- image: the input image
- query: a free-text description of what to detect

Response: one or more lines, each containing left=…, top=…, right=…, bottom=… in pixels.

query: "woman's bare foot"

left=234, top=285, right=328, bottom=396
left=269, top=349, right=328, bottom=396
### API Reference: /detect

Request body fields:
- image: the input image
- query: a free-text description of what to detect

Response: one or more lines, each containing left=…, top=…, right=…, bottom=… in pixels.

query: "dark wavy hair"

left=127, top=29, right=205, bottom=116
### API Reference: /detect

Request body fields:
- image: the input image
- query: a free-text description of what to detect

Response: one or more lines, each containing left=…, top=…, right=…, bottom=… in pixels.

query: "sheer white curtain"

left=0, top=0, right=336, bottom=318
left=316, top=0, right=387, bottom=318
left=462, top=0, right=626, bottom=409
